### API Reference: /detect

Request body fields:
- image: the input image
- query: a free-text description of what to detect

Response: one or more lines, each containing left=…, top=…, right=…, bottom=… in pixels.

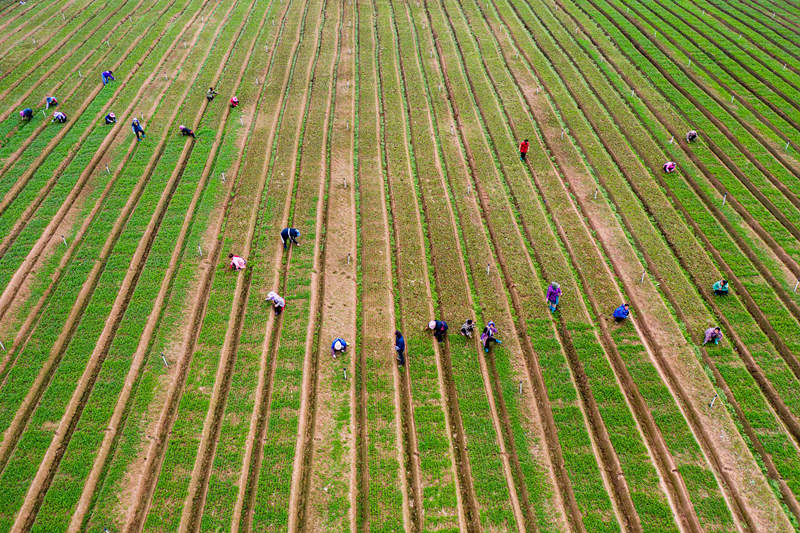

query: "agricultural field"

left=0, top=0, right=799, bottom=529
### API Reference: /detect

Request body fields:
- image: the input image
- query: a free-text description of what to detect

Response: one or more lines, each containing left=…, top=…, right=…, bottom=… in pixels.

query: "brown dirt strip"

left=398, top=1, right=532, bottom=530
left=64, top=0, right=280, bottom=528
left=360, top=0, right=423, bottom=528
left=0, top=0, right=216, bottom=386
left=427, top=3, right=643, bottom=531
left=554, top=0, right=800, bottom=446
left=525, top=2, right=793, bottom=524
left=175, top=2, right=327, bottom=530
left=0, top=0, right=230, bottom=507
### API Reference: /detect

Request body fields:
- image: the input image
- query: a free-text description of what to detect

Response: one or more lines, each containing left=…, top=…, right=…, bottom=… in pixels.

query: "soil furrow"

left=0, top=0, right=76, bottom=44
left=0, top=0, right=226, bottom=486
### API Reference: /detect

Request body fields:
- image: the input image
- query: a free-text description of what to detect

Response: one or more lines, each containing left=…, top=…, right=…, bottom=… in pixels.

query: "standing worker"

left=613, top=303, right=630, bottom=323
left=206, top=86, right=219, bottom=101
left=395, top=330, right=405, bottom=366
left=105, top=112, right=117, bottom=124
left=266, top=291, right=286, bottom=316
left=703, top=326, right=723, bottom=346
left=426, top=320, right=448, bottom=343
left=546, top=282, right=561, bottom=313
left=131, top=117, right=145, bottom=141
left=228, top=253, right=246, bottom=271
left=280, top=227, right=300, bottom=249
left=20, top=108, right=33, bottom=121
left=713, top=279, right=729, bottom=296
left=101, top=70, right=115, bottom=85
left=331, top=338, right=348, bottom=359
left=519, top=138, right=529, bottom=161
left=45, top=96, right=58, bottom=109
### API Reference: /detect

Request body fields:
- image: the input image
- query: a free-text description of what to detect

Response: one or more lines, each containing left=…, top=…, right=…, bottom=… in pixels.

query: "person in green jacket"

left=713, top=279, right=729, bottom=296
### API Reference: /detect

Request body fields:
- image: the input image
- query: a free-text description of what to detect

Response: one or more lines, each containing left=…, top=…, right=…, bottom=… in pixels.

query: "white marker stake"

left=0, top=341, right=6, bottom=351
left=631, top=89, right=634, bottom=97
left=730, top=95, right=734, bottom=103
left=239, top=117, right=244, bottom=126
left=62, top=235, right=67, bottom=245
left=519, top=381, right=523, bottom=394
left=709, top=393, right=718, bottom=409
left=42, top=110, right=46, bottom=117
left=669, top=136, right=674, bottom=144
left=198, top=244, right=202, bottom=256
left=106, top=164, right=110, bottom=174
left=640, top=270, right=646, bottom=283
left=343, top=368, right=347, bottom=380
left=347, top=253, right=351, bottom=265
left=161, top=352, right=169, bottom=368
left=78, top=70, right=82, bottom=78
left=594, top=188, right=598, bottom=199
left=722, top=193, right=727, bottom=206
left=786, top=141, right=790, bottom=151
left=62, top=12, right=66, bottom=21
left=221, top=172, right=226, bottom=183
left=687, top=59, right=691, bottom=67
left=794, top=280, right=798, bottom=293
left=487, top=263, right=491, bottom=275
left=561, top=129, right=565, bottom=139
left=450, top=124, right=455, bottom=135
left=343, top=176, right=347, bottom=188
left=783, top=64, right=787, bottom=70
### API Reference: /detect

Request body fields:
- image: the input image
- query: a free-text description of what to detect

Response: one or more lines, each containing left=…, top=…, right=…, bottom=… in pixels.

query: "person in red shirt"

left=519, top=138, right=529, bottom=161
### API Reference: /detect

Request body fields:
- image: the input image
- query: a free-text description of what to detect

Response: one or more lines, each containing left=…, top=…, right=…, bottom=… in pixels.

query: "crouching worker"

left=395, top=330, right=405, bottom=366
left=179, top=125, right=196, bottom=139
left=686, top=130, right=698, bottom=143
left=613, top=303, right=630, bottom=323
left=713, top=279, right=729, bottom=296
left=459, top=319, right=475, bottom=338
left=105, top=112, right=117, bottom=124
left=266, top=291, right=285, bottom=316
left=703, top=326, right=723, bottom=346
left=480, top=321, right=502, bottom=353
left=228, top=253, right=246, bottom=271
left=663, top=161, right=676, bottom=173
left=101, top=70, right=115, bottom=85
left=230, top=96, right=239, bottom=108
left=52, top=111, right=67, bottom=123
left=206, top=86, right=218, bottom=101
left=280, top=227, right=300, bottom=249
left=131, top=118, right=145, bottom=141
left=331, top=338, right=348, bottom=359
left=426, top=320, right=448, bottom=342
left=45, top=96, right=58, bottom=109
left=20, top=108, right=33, bottom=121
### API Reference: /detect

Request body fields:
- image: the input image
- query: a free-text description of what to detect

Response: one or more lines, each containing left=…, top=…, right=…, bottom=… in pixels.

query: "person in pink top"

left=228, top=253, right=246, bottom=271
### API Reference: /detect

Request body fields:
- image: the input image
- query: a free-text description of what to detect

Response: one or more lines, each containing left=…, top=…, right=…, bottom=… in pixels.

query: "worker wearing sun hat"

left=331, top=338, right=348, bottom=358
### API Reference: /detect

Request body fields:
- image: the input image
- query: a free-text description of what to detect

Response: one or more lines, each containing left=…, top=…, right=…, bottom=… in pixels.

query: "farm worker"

left=230, top=96, right=239, bottom=108
left=45, top=96, right=58, bottom=109
left=546, top=282, right=561, bottom=313
left=686, top=130, right=698, bottom=143
left=331, top=338, right=347, bottom=358
left=206, top=86, right=219, bottom=101
left=131, top=118, right=145, bottom=141
left=266, top=291, right=286, bottom=316
left=703, top=326, right=723, bottom=346
left=480, top=321, right=502, bottom=353
left=713, top=279, right=729, bottom=296
left=395, top=330, right=405, bottom=366
left=427, top=320, right=448, bottom=342
left=459, top=319, right=475, bottom=338
left=613, top=303, right=630, bottom=323
left=228, top=253, right=246, bottom=271
left=52, top=111, right=67, bottom=123
left=105, top=112, right=117, bottom=124
left=179, top=125, right=196, bottom=138
left=20, top=108, right=33, bottom=120
left=519, top=139, right=529, bottom=161
left=663, top=161, right=676, bottom=173
left=101, top=70, right=115, bottom=85
left=280, top=227, right=300, bottom=249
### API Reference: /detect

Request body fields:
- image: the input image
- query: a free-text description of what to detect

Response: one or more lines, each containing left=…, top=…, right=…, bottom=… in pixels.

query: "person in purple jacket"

left=101, top=70, right=115, bottom=85
left=703, top=326, right=723, bottom=346
left=546, top=282, right=561, bottom=313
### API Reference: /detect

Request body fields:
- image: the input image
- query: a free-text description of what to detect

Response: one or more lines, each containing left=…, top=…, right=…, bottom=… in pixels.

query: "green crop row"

left=526, top=0, right=800, bottom=521
left=0, top=0, right=243, bottom=528
left=0, top=0, right=92, bottom=64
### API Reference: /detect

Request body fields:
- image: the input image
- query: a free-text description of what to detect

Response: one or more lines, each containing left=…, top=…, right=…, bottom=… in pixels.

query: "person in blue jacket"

left=395, top=330, right=405, bottom=366
left=427, top=320, right=448, bottom=342
left=331, top=338, right=347, bottom=359
left=105, top=112, right=117, bottom=124
left=101, top=70, right=115, bottom=85
left=613, top=303, right=630, bottom=323
left=20, top=108, right=33, bottom=121
left=281, top=227, right=300, bottom=249
left=131, top=117, right=145, bottom=141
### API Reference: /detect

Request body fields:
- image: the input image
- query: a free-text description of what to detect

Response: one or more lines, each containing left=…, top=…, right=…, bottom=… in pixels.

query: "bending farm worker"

left=20, top=108, right=33, bottom=120
left=179, top=125, right=196, bottom=139
left=395, top=330, right=405, bottom=366
left=459, top=319, right=475, bottom=338
left=105, top=112, right=117, bottom=124
left=331, top=338, right=348, bottom=359
left=228, top=253, right=246, bottom=271
left=45, top=96, right=58, bottom=109
left=703, top=326, right=723, bottom=346
left=265, top=291, right=285, bottom=316
left=546, top=282, right=561, bottom=313
left=663, top=161, right=676, bottom=173
left=280, top=227, right=300, bottom=249
left=101, top=70, right=115, bottom=85
left=613, top=303, right=630, bottom=323
left=206, top=86, right=219, bottom=101
left=480, top=321, right=502, bottom=353
left=131, top=118, right=145, bottom=141
left=713, top=279, right=729, bottom=296
left=52, top=111, right=67, bottom=123
left=427, top=320, right=448, bottom=343
left=519, top=138, right=529, bottom=161
left=230, top=96, right=239, bottom=108
left=686, top=130, right=698, bottom=142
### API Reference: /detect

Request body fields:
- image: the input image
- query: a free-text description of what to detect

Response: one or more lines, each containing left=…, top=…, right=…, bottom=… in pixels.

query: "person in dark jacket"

left=713, top=279, right=729, bottom=296
left=20, top=108, right=33, bottom=121
left=101, top=70, right=115, bottom=85
left=105, top=112, right=117, bottom=124
left=460, top=319, right=475, bottom=338
left=427, top=320, right=448, bottom=342
left=280, top=227, right=300, bottom=249
left=395, top=330, right=405, bottom=366
left=686, top=130, right=698, bottom=143
left=131, top=118, right=145, bottom=141
left=519, top=139, right=529, bottom=161
left=613, top=303, right=630, bottom=323
left=179, top=124, right=196, bottom=139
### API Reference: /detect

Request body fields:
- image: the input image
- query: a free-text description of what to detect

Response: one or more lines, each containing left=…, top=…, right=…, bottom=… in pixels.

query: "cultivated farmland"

left=0, top=0, right=799, bottom=530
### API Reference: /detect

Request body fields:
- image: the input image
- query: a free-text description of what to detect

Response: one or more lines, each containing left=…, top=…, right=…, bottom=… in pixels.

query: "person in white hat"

left=266, top=291, right=285, bottom=316
left=331, top=338, right=348, bottom=358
